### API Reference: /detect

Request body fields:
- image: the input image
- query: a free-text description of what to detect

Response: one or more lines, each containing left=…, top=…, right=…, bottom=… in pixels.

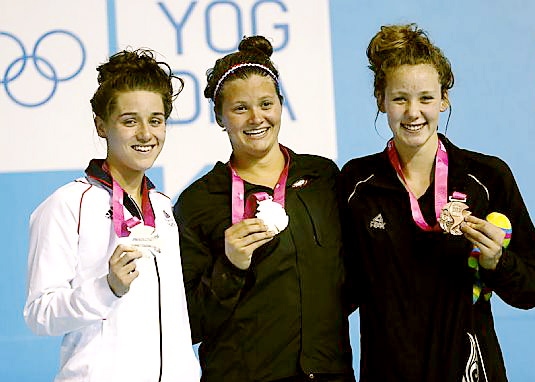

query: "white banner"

left=0, top=0, right=336, bottom=196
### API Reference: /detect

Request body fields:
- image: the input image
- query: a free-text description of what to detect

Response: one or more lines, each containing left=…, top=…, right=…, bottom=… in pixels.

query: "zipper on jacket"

left=296, top=193, right=321, bottom=246
left=127, top=194, right=144, bottom=221
left=153, top=256, right=163, bottom=382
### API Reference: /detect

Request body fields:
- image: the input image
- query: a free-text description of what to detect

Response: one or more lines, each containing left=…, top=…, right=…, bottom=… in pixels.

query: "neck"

left=395, top=136, right=439, bottom=198
left=231, top=146, right=285, bottom=188
left=108, top=166, right=144, bottom=206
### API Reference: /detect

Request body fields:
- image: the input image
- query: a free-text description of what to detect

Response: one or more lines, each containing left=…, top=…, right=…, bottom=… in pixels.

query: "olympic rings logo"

left=0, top=30, right=86, bottom=107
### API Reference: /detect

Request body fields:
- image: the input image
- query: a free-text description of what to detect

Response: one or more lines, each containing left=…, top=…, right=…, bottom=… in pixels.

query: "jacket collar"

left=205, top=147, right=324, bottom=194
left=364, top=133, right=468, bottom=193
left=85, top=158, right=156, bottom=191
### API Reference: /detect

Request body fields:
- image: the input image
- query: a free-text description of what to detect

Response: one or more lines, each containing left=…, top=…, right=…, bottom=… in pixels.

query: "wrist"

left=107, top=274, right=123, bottom=298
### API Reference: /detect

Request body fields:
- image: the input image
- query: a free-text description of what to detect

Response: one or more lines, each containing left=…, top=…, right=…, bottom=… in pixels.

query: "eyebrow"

left=229, top=95, right=275, bottom=104
left=388, top=90, right=437, bottom=96
left=118, top=111, right=165, bottom=117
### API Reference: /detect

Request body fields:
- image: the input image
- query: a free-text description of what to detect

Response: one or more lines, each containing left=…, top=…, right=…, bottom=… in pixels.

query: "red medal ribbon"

left=230, top=145, right=290, bottom=224
left=386, top=138, right=448, bottom=232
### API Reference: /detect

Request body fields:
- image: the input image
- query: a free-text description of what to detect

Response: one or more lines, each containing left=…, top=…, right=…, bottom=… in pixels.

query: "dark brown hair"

left=90, top=48, right=183, bottom=120
left=204, top=36, right=282, bottom=121
left=367, top=23, right=454, bottom=111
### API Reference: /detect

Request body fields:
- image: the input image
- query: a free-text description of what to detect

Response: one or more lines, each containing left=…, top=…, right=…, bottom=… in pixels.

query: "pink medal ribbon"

left=387, top=138, right=449, bottom=232
left=111, top=177, right=155, bottom=237
left=230, top=146, right=290, bottom=224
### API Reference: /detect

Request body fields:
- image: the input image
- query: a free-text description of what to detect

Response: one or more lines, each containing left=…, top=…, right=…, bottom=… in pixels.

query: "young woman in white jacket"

left=23, top=49, right=200, bottom=382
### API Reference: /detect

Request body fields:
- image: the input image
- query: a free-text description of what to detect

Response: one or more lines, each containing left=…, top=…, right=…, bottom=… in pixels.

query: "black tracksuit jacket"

left=339, top=134, right=535, bottom=381
left=174, top=149, right=354, bottom=382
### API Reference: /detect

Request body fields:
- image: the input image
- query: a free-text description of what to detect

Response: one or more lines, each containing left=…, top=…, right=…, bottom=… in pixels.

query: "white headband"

left=212, top=63, right=278, bottom=101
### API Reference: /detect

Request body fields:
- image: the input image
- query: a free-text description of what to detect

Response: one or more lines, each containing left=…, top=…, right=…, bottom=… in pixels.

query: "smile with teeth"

left=132, top=144, right=155, bottom=152
left=401, top=122, right=426, bottom=131
left=244, top=127, right=269, bottom=136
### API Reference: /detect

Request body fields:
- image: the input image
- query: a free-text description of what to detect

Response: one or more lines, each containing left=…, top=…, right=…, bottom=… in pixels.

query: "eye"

left=392, top=97, right=406, bottom=103
left=150, top=118, right=164, bottom=127
left=234, top=104, right=247, bottom=113
left=123, top=118, right=137, bottom=127
left=421, top=95, right=435, bottom=103
left=261, top=100, right=274, bottom=109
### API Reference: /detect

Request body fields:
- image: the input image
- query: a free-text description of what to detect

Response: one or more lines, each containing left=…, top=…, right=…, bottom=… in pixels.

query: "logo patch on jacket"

left=291, top=178, right=309, bottom=189
left=370, top=213, right=386, bottom=229
left=163, top=210, right=176, bottom=227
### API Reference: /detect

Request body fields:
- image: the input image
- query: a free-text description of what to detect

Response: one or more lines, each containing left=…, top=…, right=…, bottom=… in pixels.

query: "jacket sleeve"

left=337, top=161, right=362, bottom=314
left=174, top=196, right=248, bottom=345
left=23, top=187, right=118, bottom=336
left=480, top=160, right=535, bottom=309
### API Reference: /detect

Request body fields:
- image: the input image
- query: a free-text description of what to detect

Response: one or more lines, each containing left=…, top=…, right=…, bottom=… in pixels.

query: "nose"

left=136, top=121, right=151, bottom=142
left=405, top=101, right=420, bottom=119
left=248, top=107, right=263, bottom=125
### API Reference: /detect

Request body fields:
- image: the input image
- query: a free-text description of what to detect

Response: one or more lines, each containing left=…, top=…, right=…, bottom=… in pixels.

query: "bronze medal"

left=439, top=200, right=471, bottom=235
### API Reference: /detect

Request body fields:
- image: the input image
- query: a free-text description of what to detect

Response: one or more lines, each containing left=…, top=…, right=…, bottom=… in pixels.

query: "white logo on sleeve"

left=370, top=214, right=386, bottom=229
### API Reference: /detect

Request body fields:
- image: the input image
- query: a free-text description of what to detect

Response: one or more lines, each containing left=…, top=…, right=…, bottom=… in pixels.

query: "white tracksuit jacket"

left=24, top=175, right=200, bottom=382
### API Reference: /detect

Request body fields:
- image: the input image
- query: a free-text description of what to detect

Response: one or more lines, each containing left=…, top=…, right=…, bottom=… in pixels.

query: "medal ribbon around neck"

left=111, top=177, right=155, bottom=238
left=230, top=145, right=290, bottom=225
left=386, top=138, right=448, bottom=232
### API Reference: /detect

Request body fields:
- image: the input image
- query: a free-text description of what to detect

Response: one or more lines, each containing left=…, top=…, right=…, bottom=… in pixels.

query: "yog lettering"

left=107, top=0, right=296, bottom=125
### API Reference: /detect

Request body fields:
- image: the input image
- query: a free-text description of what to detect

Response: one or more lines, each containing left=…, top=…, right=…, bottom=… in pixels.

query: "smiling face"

left=95, top=90, right=166, bottom=183
left=218, top=74, right=282, bottom=162
left=383, top=64, right=449, bottom=153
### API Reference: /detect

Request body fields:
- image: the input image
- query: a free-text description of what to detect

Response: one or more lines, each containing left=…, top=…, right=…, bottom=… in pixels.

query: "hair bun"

left=238, top=36, right=273, bottom=57
left=96, top=50, right=162, bottom=84
left=367, top=23, right=423, bottom=73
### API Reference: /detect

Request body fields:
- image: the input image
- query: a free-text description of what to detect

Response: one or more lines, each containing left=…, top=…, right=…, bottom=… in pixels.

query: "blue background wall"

left=1, top=1, right=535, bottom=380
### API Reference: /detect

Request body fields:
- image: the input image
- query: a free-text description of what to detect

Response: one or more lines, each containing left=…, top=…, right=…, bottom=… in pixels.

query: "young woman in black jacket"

left=174, top=35, right=354, bottom=382
left=339, top=23, right=535, bottom=381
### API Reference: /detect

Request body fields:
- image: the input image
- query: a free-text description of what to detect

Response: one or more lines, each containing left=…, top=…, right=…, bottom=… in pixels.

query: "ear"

left=94, top=116, right=106, bottom=138
left=376, top=91, right=386, bottom=113
left=214, top=107, right=224, bottom=128
left=378, top=102, right=386, bottom=113
left=440, top=92, right=450, bottom=112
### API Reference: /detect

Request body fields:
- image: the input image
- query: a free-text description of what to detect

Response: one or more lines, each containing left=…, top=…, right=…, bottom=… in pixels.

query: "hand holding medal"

left=107, top=243, right=143, bottom=298
left=223, top=217, right=277, bottom=270
left=121, top=224, right=161, bottom=257
left=225, top=146, right=290, bottom=269
left=438, top=190, right=513, bottom=302
left=108, top=225, right=161, bottom=297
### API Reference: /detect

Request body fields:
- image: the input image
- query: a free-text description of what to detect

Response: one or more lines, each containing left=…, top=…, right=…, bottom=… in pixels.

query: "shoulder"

left=338, top=152, right=387, bottom=200
left=150, top=190, right=171, bottom=203
left=340, top=151, right=385, bottom=179
left=174, top=162, right=228, bottom=222
left=442, top=137, right=519, bottom=207
left=178, top=162, right=228, bottom=202
left=448, top=141, right=514, bottom=180
left=460, top=148, right=510, bottom=172
left=39, top=177, right=97, bottom=206
left=31, top=177, right=96, bottom=222
left=290, top=151, right=339, bottom=177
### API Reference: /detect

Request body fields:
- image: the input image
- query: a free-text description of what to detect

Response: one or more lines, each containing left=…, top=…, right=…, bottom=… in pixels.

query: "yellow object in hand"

left=486, top=212, right=512, bottom=248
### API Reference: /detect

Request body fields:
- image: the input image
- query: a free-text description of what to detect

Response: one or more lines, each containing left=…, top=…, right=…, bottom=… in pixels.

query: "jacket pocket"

left=295, top=189, right=342, bottom=248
